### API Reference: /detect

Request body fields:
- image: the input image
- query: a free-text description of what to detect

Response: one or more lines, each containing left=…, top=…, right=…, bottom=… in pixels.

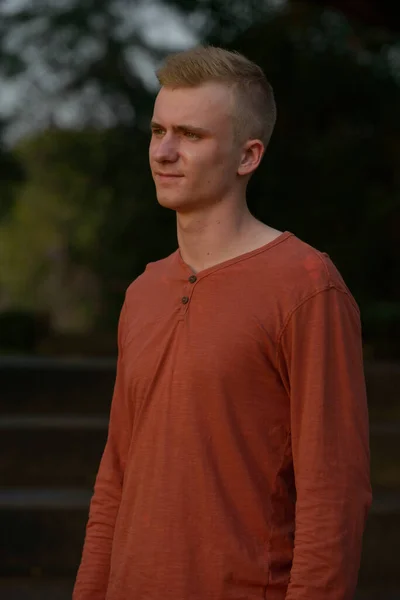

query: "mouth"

left=155, top=173, right=184, bottom=178
left=154, top=173, right=184, bottom=185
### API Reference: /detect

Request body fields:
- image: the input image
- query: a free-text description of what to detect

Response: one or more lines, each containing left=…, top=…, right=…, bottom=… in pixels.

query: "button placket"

left=180, top=274, right=197, bottom=313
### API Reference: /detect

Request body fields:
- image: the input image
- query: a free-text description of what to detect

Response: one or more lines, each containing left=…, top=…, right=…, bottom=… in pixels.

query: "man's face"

left=149, top=82, right=243, bottom=213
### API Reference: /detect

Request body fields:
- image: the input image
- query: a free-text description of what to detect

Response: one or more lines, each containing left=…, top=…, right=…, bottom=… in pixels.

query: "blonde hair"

left=156, top=46, right=276, bottom=147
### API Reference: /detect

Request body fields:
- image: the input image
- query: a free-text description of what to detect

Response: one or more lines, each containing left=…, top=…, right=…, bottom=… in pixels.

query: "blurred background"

left=0, top=0, right=399, bottom=598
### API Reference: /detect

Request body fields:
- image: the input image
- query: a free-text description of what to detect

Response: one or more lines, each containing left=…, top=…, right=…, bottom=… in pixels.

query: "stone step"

left=0, top=356, right=116, bottom=414
left=0, top=488, right=92, bottom=509
left=1, top=357, right=400, bottom=419
left=0, top=491, right=88, bottom=577
left=0, top=415, right=109, bottom=430
left=1, top=414, right=396, bottom=434
left=358, top=505, right=400, bottom=588
left=0, top=580, right=398, bottom=600
left=369, top=426, right=400, bottom=490
left=0, top=415, right=398, bottom=489
left=0, top=578, right=73, bottom=600
left=0, top=424, right=107, bottom=487
left=364, top=361, right=400, bottom=420
left=0, top=488, right=399, bottom=583
left=355, top=590, right=400, bottom=600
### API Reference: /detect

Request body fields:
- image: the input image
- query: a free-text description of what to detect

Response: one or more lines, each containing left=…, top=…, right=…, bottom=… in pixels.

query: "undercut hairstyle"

left=156, top=45, right=277, bottom=148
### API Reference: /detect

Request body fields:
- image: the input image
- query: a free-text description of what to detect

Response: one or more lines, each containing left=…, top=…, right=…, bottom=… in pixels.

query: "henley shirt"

left=73, top=231, right=372, bottom=600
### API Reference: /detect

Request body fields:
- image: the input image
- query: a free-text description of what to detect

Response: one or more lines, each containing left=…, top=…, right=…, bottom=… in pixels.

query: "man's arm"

left=73, top=302, right=131, bottom=600
left=277, top=285, right=372, bottom=600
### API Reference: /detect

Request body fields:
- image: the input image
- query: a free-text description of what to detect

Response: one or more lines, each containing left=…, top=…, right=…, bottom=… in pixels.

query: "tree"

left=0, top=0, right=398, bottom=142
left=0, top=119, right=25, bottom=219
left=0, top=0, right=399, bottom=355
left=0, top=0, right=280, bottom=141
left=297, top=0, right=400, bottom=33
left=0, top=126, right=176, bottom=331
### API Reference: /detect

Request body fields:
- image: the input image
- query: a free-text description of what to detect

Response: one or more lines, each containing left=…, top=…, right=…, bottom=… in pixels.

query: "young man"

left=73, top=46, right=372, bottom=600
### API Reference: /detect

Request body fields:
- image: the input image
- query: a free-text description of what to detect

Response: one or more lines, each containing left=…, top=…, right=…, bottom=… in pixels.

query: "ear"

left=237, top=139, right=265, bottom=177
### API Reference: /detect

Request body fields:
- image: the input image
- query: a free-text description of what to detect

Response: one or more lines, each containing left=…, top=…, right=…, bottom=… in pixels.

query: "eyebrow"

left=150, top=121, right=212, bottom=136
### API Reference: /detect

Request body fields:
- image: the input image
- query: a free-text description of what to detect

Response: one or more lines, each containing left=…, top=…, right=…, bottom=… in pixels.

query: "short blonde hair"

left=156, top=46, right=276, bottom=147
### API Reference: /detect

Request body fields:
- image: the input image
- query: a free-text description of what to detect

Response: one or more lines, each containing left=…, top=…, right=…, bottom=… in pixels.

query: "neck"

left=176, top=197, right=271, bottom=274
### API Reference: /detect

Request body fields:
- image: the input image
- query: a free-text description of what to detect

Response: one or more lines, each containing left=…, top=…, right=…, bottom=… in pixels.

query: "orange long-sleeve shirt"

left=73, top=231, right=372, bottom=600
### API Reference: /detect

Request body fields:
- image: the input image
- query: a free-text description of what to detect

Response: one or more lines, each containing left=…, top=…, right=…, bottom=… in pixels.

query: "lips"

left=155, top=172, right=184, bottom=178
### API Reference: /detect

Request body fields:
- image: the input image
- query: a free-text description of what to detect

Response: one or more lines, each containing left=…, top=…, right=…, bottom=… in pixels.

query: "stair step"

left=0, top=580, right=397, bottom=600
left=355, top=590, right=400, bottom=600
left=365, top=360, right=400, bottom=419
left=0, top=487, right=398, bottom=513
left=0, top=357, right=116, bottom=414
left=0, top=356, right=116, bottom=370
left=1, top=357, right=400, bottom=419
left=0, top=489, right=92, bottom=509
left=0, top=415, right=109, bottom=430
left=0, top=356, right=399, bottom=587
left=370, top=423, right=400, bottom=435
left=358, top=508, right=400, bottom=587
left=0, top=578, right=73, bottom=600
left=370, top=429, right=400, bottom=490
left=0, top=428, right=106, bottom=487
left=1, top=415, right=397, bottom=434
left=1, top=416, right=398, bottom=488
left=0, top=506, right=86, bottom=575
left=0, top=488, right=399, bottom=581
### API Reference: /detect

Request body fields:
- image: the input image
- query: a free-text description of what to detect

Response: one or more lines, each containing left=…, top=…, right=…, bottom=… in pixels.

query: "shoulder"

left=265, top=233, right=359, bottom=313
left=278, top=234, right=346, bottom=288
left=124, top=250, right=178, bottom=303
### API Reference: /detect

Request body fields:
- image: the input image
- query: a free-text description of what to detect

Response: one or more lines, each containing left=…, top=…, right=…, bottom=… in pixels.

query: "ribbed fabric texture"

left=73, top=232, right=372, bottom=600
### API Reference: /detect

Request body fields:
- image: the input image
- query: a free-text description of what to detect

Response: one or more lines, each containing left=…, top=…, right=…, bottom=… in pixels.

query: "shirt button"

left=181, top=296, right=189, bottom=305
left=188, top=275, right=197, bottom=283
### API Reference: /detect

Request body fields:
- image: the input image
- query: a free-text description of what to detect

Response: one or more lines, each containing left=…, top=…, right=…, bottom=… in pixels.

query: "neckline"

left=176, top=231, right=293, bottom=278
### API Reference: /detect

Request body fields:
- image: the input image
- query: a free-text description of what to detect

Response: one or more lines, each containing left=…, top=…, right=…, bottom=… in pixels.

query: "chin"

left=156, top=192, right=190, bottom=211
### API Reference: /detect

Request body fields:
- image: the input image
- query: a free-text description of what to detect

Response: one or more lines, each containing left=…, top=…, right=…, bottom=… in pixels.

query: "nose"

left=151, top=133, right=179, bottom=164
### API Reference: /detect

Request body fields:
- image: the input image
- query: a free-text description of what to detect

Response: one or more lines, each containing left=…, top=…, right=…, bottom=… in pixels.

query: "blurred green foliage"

left=0, top=1, right=398, bottom=356
left=0, top=120, right=25, bottom=220
left=0, top=127, right=176, bottom=332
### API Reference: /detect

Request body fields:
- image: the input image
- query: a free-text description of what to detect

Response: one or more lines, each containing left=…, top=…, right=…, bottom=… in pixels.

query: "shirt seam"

left=265, top=427, right=292, bottom=598
left=275, top=284, right=359, bottom=372
left=306, top=246, right=361, bottom=314
left=311, top=246, right=332, bottom=279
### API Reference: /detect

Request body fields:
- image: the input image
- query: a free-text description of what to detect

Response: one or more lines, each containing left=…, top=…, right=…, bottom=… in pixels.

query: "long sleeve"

left=73, top=302, right=132, bottom=600
left=277, top=285, right=372, bottom=600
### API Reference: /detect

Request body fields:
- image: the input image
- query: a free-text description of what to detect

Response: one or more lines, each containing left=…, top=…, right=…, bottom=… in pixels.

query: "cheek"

left=185, top=146, right=230, bottom=174
left=148, top=145, right=154, bottom=167
left=201, top=152, right=237, bottom=183
left=180, top=141, right=238, bottom=188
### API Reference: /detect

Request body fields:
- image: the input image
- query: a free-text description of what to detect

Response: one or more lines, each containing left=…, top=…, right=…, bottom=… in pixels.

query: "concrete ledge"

left=0, top=415, right=399, bottom=434
left=0, top=578, right=73, bottom=600
left=0, top=492, right=399, bottom=582
left=0, top=356, right=116, bottom=370
left=0, top=579, right=397, bottom=600
left=1, top=487, right=399, bottom=513
left=0, top=415, right=109, bottom=430
left=0, top=489, right=92, bottom=510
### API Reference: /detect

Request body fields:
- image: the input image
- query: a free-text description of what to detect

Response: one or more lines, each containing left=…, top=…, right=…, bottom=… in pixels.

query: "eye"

left=184, top=131, right=200, bottom=140
left=151, top=127, right=165, bottom=137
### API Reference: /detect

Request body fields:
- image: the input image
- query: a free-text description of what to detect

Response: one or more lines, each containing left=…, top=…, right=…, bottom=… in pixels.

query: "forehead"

left=152, top=82, right=234, bottom=130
